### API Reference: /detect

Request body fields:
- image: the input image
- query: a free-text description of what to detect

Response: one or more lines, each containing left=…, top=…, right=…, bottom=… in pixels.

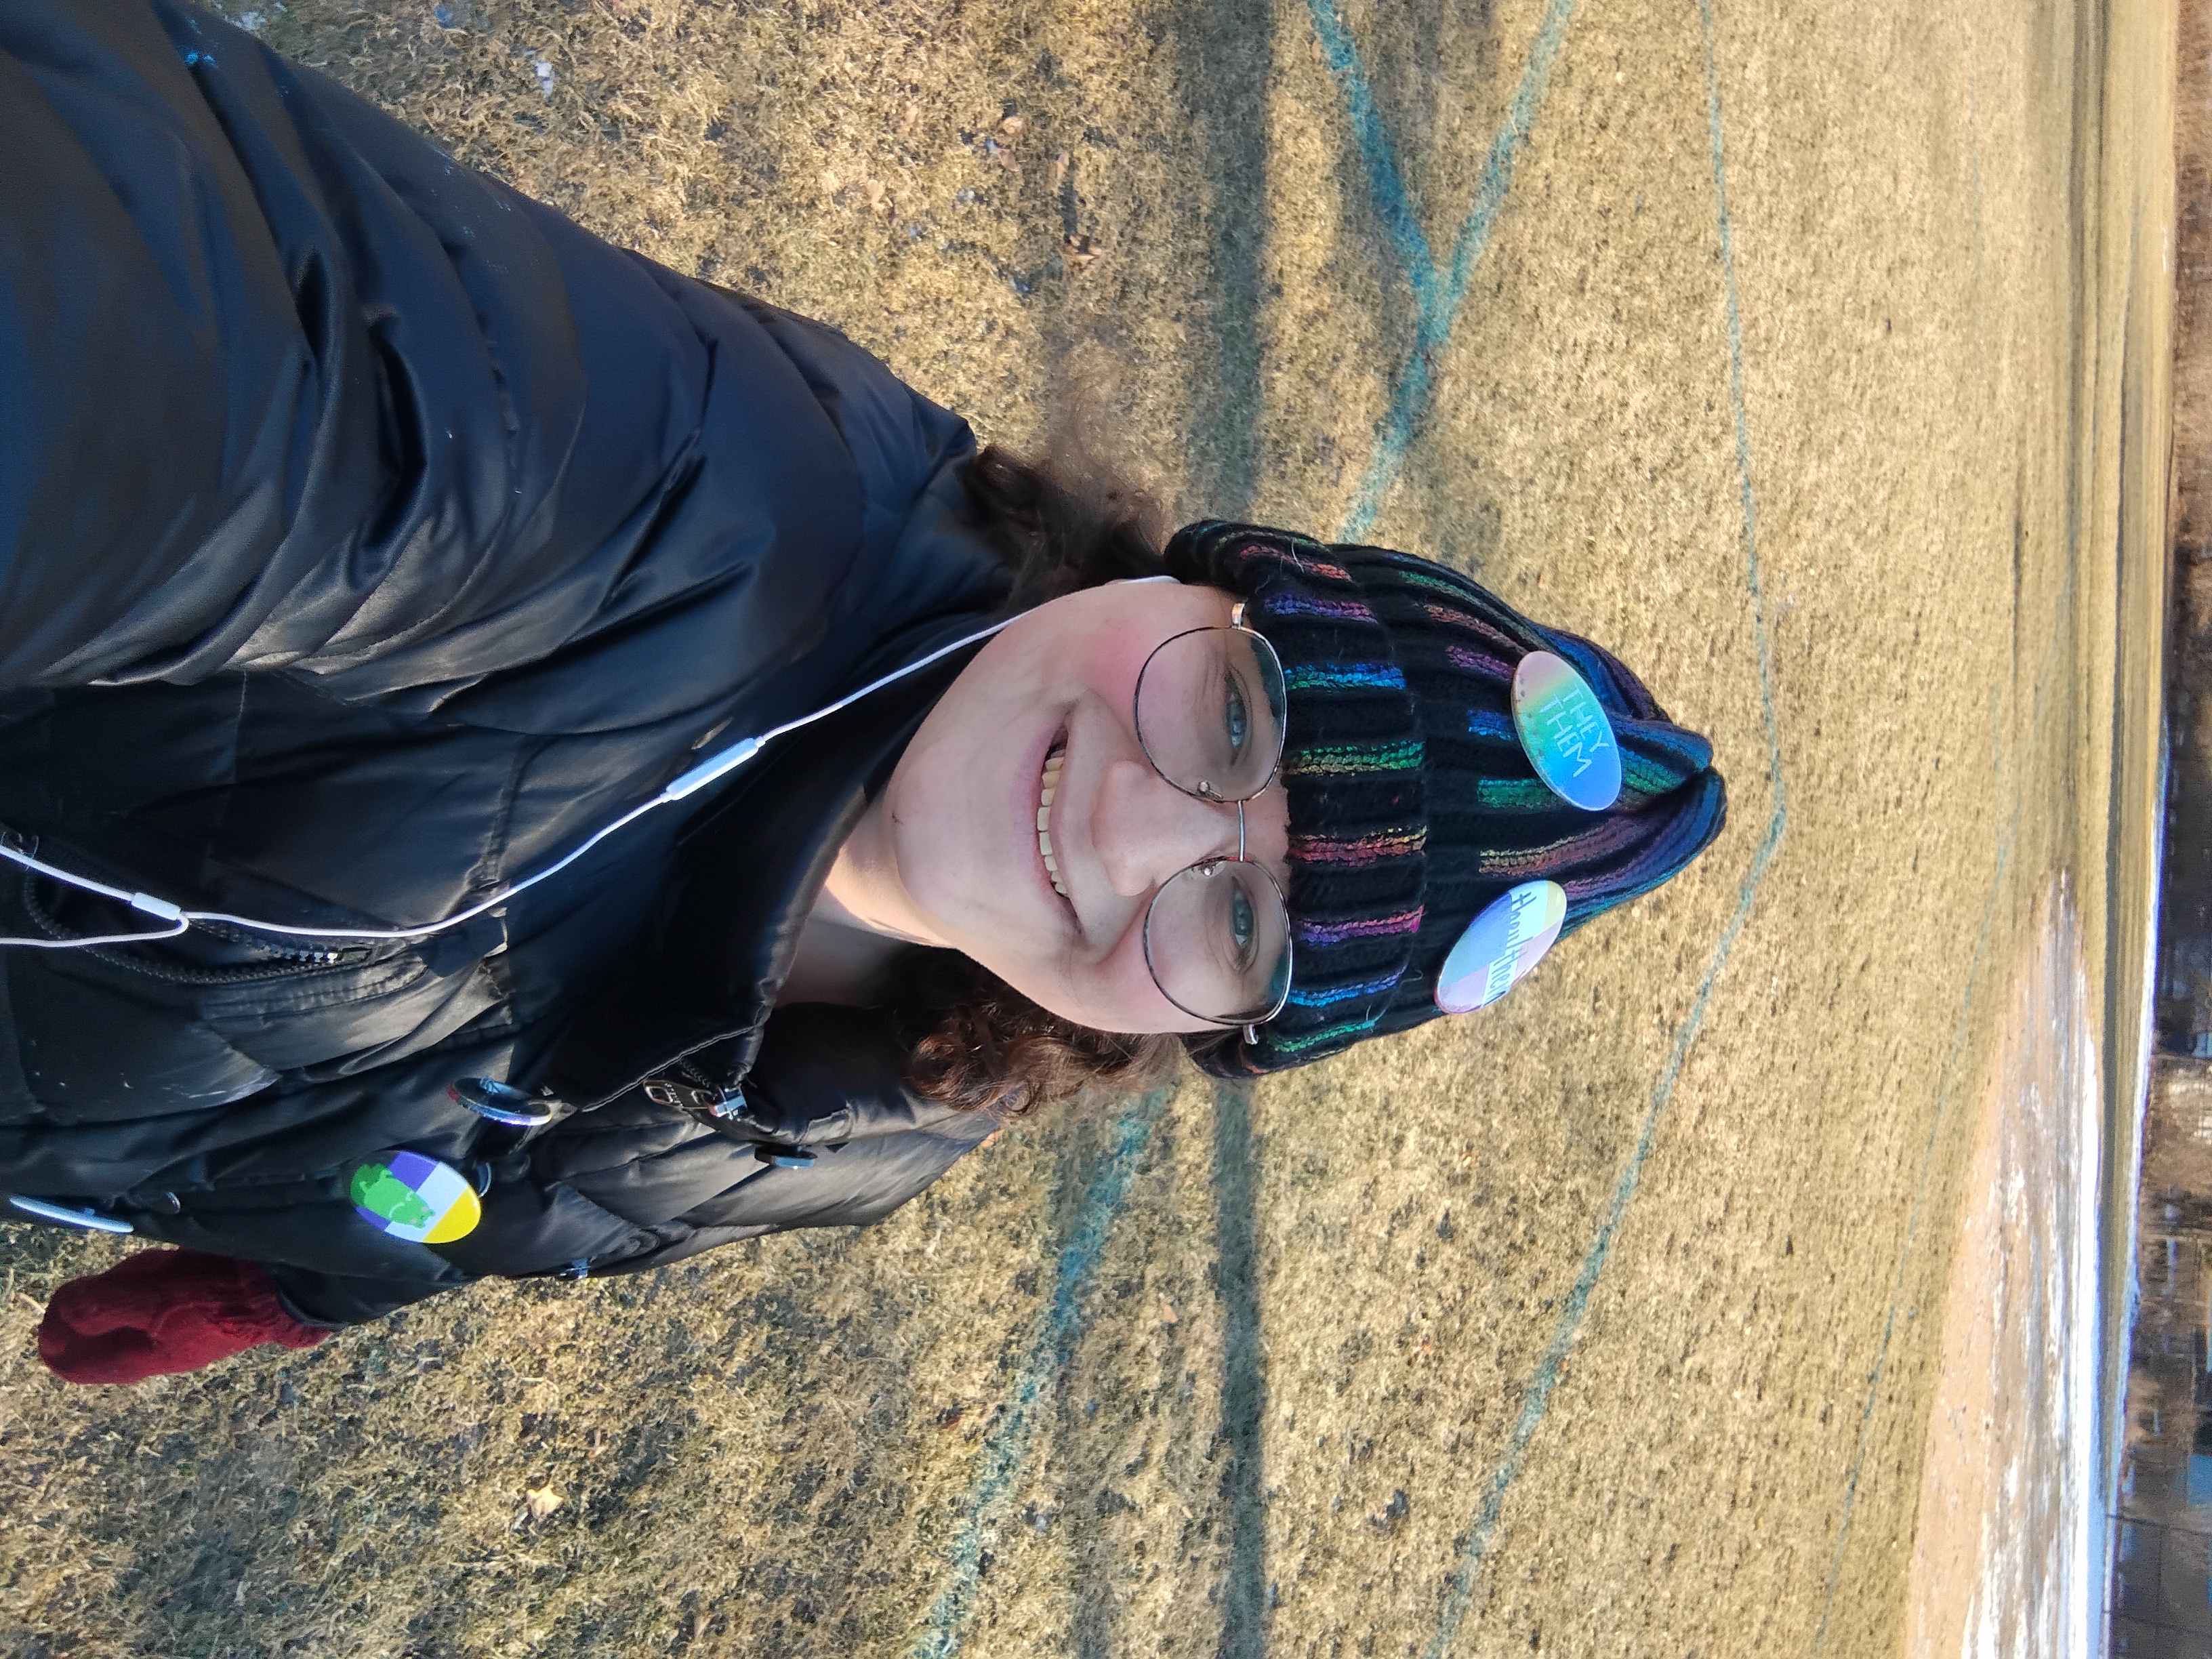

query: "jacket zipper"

left=16, top=872, right=356, bottom=983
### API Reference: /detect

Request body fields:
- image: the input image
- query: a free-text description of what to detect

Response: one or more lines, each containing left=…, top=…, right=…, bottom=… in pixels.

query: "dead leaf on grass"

left=1063, top=232, right=1101, bottom=271
left=522, top=1482, right=565, bottom=1523
left=999, top=114, right=1026, bottom=140
left=1158, top=1299, right=1179, bottom=1325
left=1052, top=151, right=1069, bottom=190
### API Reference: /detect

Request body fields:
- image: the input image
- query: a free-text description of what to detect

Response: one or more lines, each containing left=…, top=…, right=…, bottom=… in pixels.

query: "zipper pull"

left=640, top=1076, right=739, bottom=1117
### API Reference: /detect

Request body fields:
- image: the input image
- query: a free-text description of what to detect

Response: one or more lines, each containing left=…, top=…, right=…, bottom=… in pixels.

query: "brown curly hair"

left=896, top=949, right=1180, bottom=1119
left=886, top=442, right=1185, bottom=1119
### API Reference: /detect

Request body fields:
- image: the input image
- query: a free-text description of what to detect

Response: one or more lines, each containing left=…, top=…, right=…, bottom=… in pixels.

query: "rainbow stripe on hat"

left=1162, top=520, right=1727, bottom=1077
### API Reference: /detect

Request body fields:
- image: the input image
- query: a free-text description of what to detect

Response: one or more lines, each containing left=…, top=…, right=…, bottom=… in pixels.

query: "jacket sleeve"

left=426, top=1006, right=998, bottom=1286
left=0, top=0, right=583, bottom=691
left=666, top=1000, right=1001, bottom=1235
left=263, top=1092, right=991, bottom=1320
left=264, top=1263, right=462, bottom=1329
left=111, top=1008, right=993, bottom=1328
left=0, top=1, right=989, bottom=708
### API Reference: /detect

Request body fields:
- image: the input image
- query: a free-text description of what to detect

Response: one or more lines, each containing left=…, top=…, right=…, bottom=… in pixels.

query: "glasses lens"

left=1134, top=627, right=1287, bottom=803
left=1143, top=859, right=1292, bottom=1026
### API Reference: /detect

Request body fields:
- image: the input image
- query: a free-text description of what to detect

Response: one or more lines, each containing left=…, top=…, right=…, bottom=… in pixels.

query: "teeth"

left=1040, top=743, right=1069, bottom=896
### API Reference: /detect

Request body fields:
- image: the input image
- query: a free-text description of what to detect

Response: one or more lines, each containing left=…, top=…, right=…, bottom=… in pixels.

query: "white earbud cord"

left=0, top=617, right=1019, bottom=952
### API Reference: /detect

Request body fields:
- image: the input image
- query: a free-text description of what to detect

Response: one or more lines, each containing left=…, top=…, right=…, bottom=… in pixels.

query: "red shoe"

left=37, top=1248, right=327, bottom=1385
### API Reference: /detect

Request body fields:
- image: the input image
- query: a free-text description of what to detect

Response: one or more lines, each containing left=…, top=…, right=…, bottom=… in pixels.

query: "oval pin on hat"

left=1434, top=880, right=1568, bottom=1013
left=1511, top=651, right=1622, bottom=811
left=350, top=1151, right=481, bottom=1244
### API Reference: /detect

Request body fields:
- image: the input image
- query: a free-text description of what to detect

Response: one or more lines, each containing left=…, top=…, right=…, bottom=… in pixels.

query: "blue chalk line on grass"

left=1303, top=0, right=1437, bottom=297
left=1429, top=825, right=1786, bottom=1657
left=1308, top=0, right=1582, bottom=542
left=1424, top=2, right=1792, bottom=1649
left=908, top=1092, right=1168, bottom=1659
left=918, top=3, right=1794, bottom=1650
left=917, top=11, right=1596, bottom=1652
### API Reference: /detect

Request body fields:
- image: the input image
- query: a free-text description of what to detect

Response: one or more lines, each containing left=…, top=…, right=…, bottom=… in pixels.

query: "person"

left=0, top=0, right=1727, bottom=1386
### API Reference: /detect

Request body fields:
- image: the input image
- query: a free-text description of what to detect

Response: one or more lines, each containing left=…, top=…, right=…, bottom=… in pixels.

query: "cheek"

left=885, top=752, right=998, bottom=918
left=1006, top=916, right=1220, bottom=1036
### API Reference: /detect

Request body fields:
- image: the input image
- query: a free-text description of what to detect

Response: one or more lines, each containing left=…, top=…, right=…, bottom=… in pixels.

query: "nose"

left=1093, top=758, right=1242, bottom=898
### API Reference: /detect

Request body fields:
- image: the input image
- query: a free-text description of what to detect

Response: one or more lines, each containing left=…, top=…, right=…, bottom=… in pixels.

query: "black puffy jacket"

left=0, top=1, right=1012, bottom=1324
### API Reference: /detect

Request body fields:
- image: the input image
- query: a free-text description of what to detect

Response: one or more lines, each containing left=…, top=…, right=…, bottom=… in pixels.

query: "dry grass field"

left=0, top=0, right=2174, bottom=1655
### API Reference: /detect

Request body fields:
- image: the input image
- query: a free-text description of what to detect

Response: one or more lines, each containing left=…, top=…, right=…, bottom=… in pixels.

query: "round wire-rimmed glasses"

left=1131, top=609, right=1294, bottom=1031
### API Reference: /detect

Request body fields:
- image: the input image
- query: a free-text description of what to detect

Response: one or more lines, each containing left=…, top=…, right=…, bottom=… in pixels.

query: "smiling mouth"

left=1037, top=740, right=1068, bottom=897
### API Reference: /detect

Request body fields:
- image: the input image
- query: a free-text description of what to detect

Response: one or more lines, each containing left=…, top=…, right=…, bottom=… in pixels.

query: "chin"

left=889, top=808, right=1032, bottom=958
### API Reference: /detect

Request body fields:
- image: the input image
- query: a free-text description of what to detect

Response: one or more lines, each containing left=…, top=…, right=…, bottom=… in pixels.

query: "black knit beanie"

left=1162, top=521, right=1727, bottom=1078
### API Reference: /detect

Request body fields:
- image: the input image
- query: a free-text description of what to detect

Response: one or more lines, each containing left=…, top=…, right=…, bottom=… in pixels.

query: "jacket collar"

left=538, top=647, right=973, bottom=1110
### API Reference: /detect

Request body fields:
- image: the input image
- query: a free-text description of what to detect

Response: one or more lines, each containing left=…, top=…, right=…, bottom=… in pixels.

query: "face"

left=836, top=580, right=1291, bottom=1033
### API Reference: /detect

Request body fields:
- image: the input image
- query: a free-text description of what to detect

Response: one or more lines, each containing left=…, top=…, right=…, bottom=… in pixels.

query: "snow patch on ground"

left=1904, top=876, right=2101, bottom=1659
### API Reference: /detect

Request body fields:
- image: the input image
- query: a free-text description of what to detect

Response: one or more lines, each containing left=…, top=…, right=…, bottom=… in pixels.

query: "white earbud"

left=0, top=616, right=1019, bottom=952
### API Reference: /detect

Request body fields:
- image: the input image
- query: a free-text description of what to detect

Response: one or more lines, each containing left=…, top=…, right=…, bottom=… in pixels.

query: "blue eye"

left=1223, top=673, right=1250, bottom=760
left=1227, top=881, right=1256, bottom=967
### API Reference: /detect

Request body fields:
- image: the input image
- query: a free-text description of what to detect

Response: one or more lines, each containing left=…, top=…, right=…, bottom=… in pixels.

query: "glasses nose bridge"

left=1101, top=756, right=1248, bottom=900
left=1178, top=783, right=1248, bottom=865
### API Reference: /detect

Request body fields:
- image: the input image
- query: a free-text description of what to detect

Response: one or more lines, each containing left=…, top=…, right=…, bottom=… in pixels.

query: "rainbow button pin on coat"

left=1434, top=880, right=1568, bottom=1013
left=1511, top=651, right=1621, bottom=811
left=350, top=1151, right=481, bottom=1244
